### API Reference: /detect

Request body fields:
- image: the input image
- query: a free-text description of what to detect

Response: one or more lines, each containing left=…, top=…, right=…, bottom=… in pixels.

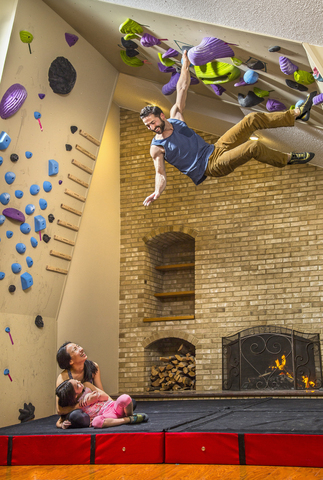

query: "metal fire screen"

left=222, top=325, right=322, bottom=391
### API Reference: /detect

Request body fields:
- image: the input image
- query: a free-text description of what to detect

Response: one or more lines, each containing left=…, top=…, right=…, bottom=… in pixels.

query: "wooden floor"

left=1, top=464, right=323, bottom=480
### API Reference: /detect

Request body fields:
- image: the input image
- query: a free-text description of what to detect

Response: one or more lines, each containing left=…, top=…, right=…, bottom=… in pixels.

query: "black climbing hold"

left=48, top=213, right=55, bottom=223
left=65, top=144, right=72, bottom=151
left=70, top=125, right=77, bottom=134
left=285, top=79, right=308, bottom=92
left=18, top=402, right=35, bottom=422
left=9, top=285, right=16, bottom=293
left=268, top=46, right=281, bottom=52
left=245, top=58, right=266, bottom=70
left=35, top=315, right=44, bottom=328
left=238, top=91, right=264, bottom=108
left=43, top=234, right=51, bottom=243
left=48, top=56, right=77, bottom=95
left=10, top=153, right=19, bottom=162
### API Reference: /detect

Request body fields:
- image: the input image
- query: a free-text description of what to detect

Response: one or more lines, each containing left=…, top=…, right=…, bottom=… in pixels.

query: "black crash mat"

left=1, top=398, right=323, bottom=436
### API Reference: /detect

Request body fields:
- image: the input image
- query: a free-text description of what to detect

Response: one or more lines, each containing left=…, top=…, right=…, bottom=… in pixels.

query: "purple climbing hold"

left=211, top=84, right=226, bottom=96
left=140, top=33, right=167, bottom=47
left=266, top=98, right=287, bottom=112
left=65, top=33, right=79, bottom=47
left=234, top=77, right=248, bottom=87
left=38, top=94, right=45, bottom=99
left=3, top=208, right=25, bottom=223
left=158, top=63, right=177, bottom=74
left=313, top=93, right=323, bottom=106
left=0, top=84, right=27, bottom=119
left=162, top=48, right=179, bottom=59
left=162, top=72, right=180, bottom=95
left=279, top=56, right=298, bottom=75
left=188, top=37, right=234, bottom=66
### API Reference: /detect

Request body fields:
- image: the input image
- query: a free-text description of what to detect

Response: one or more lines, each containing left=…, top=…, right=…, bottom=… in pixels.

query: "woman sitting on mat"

left=55, top=341, right=104, bottom=427
left=56, top=379, right=148, bottom=429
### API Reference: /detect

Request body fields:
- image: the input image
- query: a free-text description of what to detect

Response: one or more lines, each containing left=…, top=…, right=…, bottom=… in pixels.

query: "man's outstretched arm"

left=143, top=147, right=167, bottom=206
left=170, top=50, right=191, bottom=121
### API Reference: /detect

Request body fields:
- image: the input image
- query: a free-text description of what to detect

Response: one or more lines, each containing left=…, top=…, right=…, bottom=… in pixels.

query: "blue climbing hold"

left=0, top=215, right=5, bottom=225
left=6, top=231, right=13, bottom=238
left=15, top=190, right=24, bottom=199
left=0, top=193, right=10, bottom=205
left=26, top=256, right=33, bottom=267
left=25, top=204, right=35, bottom=215
left=20, top=223, right=31, bottom=234
left=25, top=151, right=33, bottom=159
left=12, top=263, right=21, bottom=274
left=43, top=181, right=52, bottom=192
left=5, top=172, right=16, bottom=185
left=30, top=184, right=40, bottom=195
left=0, top=272, right=5, bottom=280
left=16, top=243, right=26, bottom=254
left=21, top=271, right=33, bottom=290
left=39, top=198, right=47, bottom=210
left=30, top=237, right=38, bottom=248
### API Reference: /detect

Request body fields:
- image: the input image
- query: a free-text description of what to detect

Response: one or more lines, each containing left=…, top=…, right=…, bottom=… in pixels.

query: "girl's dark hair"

left=56, top=342, right=98, bottom=382
left=55, top=380, right=77, bottom=407
left=139, top=105, right=163, bottom=119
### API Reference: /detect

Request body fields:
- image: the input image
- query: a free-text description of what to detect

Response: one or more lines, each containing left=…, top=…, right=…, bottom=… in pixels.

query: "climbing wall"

left=0, top=0, right=118, bottom=428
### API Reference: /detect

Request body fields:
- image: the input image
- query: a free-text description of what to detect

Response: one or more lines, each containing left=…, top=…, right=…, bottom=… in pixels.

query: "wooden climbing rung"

left=50, top=250, right=72, bottom=261
left=57, top=219, right=79, bottom=231
left=46, top=265, right=68, bottom=275
left=64, top=188, right=86, bottom=203
left=54, top=234, right=75, bottom=246
left=61, top=203, right=82, bottom=216
left=68, top=174, right=89, bottom=188
left=71, top=159, right=93, bottom=174
left=79, top=129, right=100, bottom=146
left=75, top=144, right=96, bottom=161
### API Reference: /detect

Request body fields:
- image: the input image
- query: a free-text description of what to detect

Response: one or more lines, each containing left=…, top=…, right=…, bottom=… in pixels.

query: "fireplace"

left=222, top=325, right=322, bottom=391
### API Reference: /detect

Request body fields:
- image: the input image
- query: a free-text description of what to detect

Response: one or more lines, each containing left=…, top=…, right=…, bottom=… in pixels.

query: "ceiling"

left=42, top=0, right=323, bottom=168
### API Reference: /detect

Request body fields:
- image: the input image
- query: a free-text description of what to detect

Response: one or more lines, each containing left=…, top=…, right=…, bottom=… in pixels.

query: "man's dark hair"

left=140, top=105, right=164, bottom=119
left=56, top=341, right=98, bottom=382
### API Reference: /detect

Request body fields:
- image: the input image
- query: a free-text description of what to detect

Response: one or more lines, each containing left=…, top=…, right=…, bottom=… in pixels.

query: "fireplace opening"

left=222, top=325, right=322, bottom=391
left=144, top=337, right=196, bottom=392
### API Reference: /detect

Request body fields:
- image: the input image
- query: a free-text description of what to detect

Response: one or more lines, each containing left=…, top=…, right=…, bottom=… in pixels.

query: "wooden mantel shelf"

left=155, top=263, right=195, bottom=271
left=143, top=315, right=195, bottom=322
left=154, top=291, right=195, bottom=298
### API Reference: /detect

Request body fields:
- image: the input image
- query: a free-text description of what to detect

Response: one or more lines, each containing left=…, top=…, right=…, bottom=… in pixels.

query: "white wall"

left=0, top=0, right=118, bottom=427
left=56, top=102, right=120, bottom=394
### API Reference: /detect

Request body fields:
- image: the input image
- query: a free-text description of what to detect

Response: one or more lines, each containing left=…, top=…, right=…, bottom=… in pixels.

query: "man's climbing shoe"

left=296, top=91, right=317, bottom=121
left=129, top=413, right=149, bottom=424
left=288, top=152, right=315, bottom=164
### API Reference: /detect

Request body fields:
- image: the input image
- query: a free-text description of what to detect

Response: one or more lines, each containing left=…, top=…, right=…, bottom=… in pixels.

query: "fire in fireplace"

left=222, top=325, right=322, bottom=391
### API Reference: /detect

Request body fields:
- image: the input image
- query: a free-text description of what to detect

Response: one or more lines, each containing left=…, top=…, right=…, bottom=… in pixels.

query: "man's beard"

left=154, top=118, right=165, bottom=134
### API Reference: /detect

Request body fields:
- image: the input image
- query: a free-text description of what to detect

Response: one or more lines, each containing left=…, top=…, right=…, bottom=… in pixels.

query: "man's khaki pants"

left=205, top=110, right=295, bottom=177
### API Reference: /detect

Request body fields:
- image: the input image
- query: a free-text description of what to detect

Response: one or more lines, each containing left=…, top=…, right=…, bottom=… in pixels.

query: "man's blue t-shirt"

left=151, top=118, right=214, bottom=185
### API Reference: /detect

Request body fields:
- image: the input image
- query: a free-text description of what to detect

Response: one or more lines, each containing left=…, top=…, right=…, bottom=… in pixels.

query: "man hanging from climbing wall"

left=140, top=50, right=316, bottom=207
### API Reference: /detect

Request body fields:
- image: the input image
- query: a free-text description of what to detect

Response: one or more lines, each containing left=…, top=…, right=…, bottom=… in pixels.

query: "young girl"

left=56, top=379, right=148, bottom=429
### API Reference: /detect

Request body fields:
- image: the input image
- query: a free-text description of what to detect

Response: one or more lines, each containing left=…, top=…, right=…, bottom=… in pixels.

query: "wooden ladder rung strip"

left=143, top=315, right=195, bottom=322
left=61, top=203, right=82, bottom=216
left=50, top=250, right=72, bottom=261
left=54, top=235, right=75, bottom=246
left=72, top=159, right=93, bottom=174
left=64, top=188, right=86, bottom=203
left=46, top=265, right=68, bottom=275
left=75, top=144, right=96, bottom=161
left=79, top=129, right=100, bottom=146
left=57, top=219, right=79, bottom=231
left=68, top=174, right=89, bottom=188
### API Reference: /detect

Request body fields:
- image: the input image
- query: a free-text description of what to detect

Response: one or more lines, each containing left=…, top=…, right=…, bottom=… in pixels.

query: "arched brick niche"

left=142, top=227, right=198, bottom=322
left=143, top=332, right=199, bottom=392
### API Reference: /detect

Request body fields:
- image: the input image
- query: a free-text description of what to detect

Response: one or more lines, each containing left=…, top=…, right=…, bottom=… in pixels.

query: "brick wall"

left=119, top=108, right=323, bottom=393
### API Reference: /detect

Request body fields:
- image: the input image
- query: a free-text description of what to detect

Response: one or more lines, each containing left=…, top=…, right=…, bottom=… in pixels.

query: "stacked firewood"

left=149, top=345, right=196, bottom=391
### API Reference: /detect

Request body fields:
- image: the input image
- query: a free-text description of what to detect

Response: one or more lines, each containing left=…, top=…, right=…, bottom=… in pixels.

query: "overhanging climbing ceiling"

left=42, top=0, right=323, bottom=167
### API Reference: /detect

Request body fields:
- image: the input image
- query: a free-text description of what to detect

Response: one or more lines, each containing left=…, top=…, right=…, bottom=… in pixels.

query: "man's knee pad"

left=68, top=410, right=90, bottom=428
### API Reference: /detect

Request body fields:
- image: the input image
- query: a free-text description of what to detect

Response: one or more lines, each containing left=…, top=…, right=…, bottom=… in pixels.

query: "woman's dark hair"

left=56, top=342, right=98, bottom=382
left=139, top=105, right=163, bottom=119
left=55, top=380, right=77, bottom=407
